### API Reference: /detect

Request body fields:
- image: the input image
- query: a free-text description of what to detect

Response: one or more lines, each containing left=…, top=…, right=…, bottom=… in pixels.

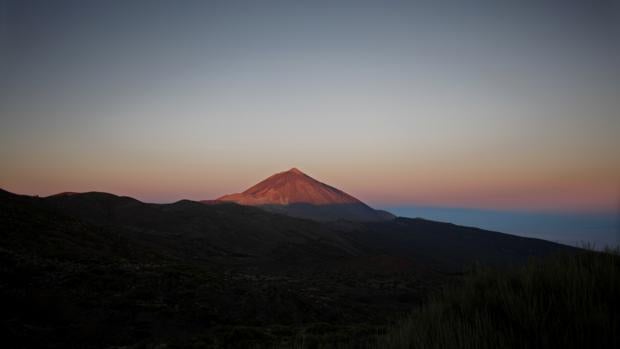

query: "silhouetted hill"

left=343, top=217, right=572, bottom=270
left=39, top=189, right=574, bottom=271
left=43, top=191, right=362, bottom=267
left=0, top=189, right=158, bottom=263
left=0, top=188, right=578, bottom=347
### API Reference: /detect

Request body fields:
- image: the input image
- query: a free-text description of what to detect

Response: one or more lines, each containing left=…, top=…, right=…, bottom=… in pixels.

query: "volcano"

left=211, top=168, right=394, bottom=222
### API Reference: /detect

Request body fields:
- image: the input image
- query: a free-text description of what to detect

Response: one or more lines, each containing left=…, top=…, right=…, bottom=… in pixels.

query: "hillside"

left=0, top=188, right=577, bottom=347
left=42, top=190, right=571, bottom=272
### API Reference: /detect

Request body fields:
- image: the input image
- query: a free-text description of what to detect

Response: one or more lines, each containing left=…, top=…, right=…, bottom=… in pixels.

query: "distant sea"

left=384, top=206, right=620, bottom=250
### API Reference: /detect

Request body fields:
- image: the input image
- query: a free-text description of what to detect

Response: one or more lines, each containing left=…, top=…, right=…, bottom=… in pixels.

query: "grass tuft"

left=373, top=250, right=620, bottom=349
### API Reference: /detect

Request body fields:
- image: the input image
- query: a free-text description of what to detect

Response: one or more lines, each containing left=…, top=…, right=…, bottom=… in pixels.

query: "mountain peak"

left=222, top=168, right=360, bottom=206
left=287, top=167, right=304, bottom=175
left=212, top=168, right=395, bottom=222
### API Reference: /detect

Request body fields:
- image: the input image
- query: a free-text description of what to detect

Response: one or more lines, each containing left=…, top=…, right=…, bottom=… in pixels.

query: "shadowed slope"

left=0, top=188, right=595, bottom=349
left=42, top=190, right=362, bottom=265
left=2, top=188, right=575, bottom=271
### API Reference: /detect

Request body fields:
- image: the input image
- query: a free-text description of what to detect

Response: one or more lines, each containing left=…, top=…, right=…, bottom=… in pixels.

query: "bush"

left=376, top=250, right=620, bottom=348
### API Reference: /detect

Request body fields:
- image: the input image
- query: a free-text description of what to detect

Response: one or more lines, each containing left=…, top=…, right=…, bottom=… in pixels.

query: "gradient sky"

left=1, top=0, right=619, bottom=213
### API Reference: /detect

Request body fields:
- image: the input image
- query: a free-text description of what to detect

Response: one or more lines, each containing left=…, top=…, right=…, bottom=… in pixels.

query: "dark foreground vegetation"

left=2, top=189, right=615, bottom=348
left=372, top=249, right=620, bottom=349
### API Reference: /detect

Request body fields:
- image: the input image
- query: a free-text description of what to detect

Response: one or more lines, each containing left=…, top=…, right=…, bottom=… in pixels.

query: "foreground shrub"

left=376, top=250, right=620, bottom=348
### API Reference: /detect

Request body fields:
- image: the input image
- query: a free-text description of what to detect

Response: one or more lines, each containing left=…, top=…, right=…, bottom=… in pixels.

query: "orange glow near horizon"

left=1, top=1, right=619, bottom=215
left=1, top=162, right=618, bottom=214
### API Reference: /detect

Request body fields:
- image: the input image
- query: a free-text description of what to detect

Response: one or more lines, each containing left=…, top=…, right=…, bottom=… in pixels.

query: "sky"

left=1, top=0, right=619, bottom=214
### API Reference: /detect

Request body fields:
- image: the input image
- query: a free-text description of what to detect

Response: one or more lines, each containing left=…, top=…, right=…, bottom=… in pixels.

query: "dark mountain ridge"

left=0, top=187, right=579, bottom=347
left=42, top=190, right=362, bottom=267
left=2, top=188, right=574, bottom=271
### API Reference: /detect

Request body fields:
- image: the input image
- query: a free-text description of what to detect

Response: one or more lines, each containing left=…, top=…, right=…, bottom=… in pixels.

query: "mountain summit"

left=213, top=168, right=394, bottom=222
left=218, top=168, right=360, bottom=205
